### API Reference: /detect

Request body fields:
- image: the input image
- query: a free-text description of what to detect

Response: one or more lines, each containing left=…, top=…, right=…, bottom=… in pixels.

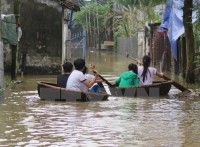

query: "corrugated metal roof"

left=58, top=0, right=80, bottom=11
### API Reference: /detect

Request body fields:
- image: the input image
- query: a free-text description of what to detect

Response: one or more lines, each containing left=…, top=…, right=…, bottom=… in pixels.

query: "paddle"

left=92, top=70, right=116, bottom=87
left=126, top=54, right=190, bottom=92
left=98, top=74, right=116, bottom=87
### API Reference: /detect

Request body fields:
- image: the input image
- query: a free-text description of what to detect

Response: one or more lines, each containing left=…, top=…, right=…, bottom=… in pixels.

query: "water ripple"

left=1, top=85, right=200, bottom=146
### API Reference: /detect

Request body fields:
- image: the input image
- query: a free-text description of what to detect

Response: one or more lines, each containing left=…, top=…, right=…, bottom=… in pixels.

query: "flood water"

left=1, top=51, right=200, bottom=146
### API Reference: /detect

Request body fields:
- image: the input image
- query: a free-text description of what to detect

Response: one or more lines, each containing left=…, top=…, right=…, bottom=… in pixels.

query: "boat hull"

left=109, top=81, right=172, bottom=97
left=37, top=82, right=109, bottom=102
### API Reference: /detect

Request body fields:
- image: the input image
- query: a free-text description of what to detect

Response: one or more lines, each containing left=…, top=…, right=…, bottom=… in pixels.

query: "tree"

left=74, top=4, right=109, bottom=30
left=116, top=0, right=165, bottom=7
left=183, top=0, right=195, bottom=83
left=115, top=0, right=198, bottom=83
left=74, top=3, right=110, bottom=48
left=106, top=0, right=165, bottom=37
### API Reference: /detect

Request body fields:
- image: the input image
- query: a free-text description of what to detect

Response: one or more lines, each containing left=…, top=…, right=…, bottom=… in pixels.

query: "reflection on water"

left=0, top=51, right=200, bottom=146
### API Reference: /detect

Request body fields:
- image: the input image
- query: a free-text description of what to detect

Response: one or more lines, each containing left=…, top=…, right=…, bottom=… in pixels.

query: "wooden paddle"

left=92, top=70, right=116, bottom=87
left=98, top=74, right=116, bottom=87
left=126, top=54, right=190, bottom=92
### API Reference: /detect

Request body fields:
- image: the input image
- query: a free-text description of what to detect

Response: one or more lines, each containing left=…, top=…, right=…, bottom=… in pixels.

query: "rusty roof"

left=59, top=0, right=80, bottom=12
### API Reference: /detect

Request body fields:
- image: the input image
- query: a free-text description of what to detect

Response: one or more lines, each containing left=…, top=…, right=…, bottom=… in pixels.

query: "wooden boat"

left=109, top=81, right=172, bottom=97
left=37, top=81, right=110, bottom=102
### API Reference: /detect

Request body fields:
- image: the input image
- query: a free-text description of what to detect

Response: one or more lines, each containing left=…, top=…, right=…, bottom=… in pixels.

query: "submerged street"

left=0, top=51, right=200, bottom=146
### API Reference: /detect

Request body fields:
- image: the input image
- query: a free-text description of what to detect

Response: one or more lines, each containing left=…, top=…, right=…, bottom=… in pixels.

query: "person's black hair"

left=128, top=63, right=138, bottom=75
left=74, top=58, right=85, bottom=70
left=141, top=55, right=151, bottom=82
left=62, top=61, right=73, bottom=73
left=82, top=66, right=88, bottom=74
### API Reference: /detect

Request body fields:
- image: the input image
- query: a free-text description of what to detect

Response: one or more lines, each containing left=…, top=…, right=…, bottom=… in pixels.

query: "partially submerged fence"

left=117, top=36, right=138, bottom=59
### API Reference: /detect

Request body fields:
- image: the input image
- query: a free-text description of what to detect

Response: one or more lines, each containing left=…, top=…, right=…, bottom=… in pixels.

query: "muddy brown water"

left=0, top=51, right=200, bottom=146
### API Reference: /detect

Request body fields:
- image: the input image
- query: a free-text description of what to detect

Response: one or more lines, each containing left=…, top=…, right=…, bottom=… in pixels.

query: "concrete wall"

left=2, top=0, right=64, bottom=74
left=1, top=0, right=13, bottom=14
left=20, top=0, right=62, bottom=57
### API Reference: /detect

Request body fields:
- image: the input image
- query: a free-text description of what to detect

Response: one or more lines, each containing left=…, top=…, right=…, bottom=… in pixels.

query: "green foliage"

left=0, top=78, right=12, bottom=92
left=194, top=22, right=200, bottom=51
left=148, top=9, right=162, bottom=23
left=74, top=0, right=165, bottom=42
left=112, top=6, right=138, bottom=37
left=109, top=0, right=164, bottom=38
left=73, top=4, right=110, bottom=31
left=116, top=0, right=165, bottom=7
left=113, top=31, right=120, bottom=50
left=193, top=16, right=200, bottom=80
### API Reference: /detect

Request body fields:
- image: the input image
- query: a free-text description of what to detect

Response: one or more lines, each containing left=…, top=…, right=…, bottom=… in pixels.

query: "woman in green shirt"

left=114, top=63, right=139, bottom=87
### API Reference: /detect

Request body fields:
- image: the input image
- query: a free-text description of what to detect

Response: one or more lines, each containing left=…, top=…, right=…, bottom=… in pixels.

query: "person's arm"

left=83, top=73, right=99, bottom=88
left=96, top=77, right=103, bottom=82
left=156, top=71, right=164, bottom=78
left=86, top=73, right=103, bottom=83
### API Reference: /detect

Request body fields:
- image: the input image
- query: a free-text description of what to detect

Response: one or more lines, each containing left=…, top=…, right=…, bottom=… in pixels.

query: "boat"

left=37, top=81, right=110, bottom=102
left=109, top=81, right=172, bottom=97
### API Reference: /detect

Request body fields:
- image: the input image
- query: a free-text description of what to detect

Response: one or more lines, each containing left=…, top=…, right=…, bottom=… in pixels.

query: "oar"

left=92, top=70, right=116, bottom=87
left=126, top=54, right=190, bottom=92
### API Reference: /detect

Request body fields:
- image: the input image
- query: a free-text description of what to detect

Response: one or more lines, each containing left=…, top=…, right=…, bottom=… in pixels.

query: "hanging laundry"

left=1, top=14, right=17, bottom=45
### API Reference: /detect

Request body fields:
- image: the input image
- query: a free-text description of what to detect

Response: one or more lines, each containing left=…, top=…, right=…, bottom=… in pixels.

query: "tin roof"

left=59, top=0, right=80, bottom=11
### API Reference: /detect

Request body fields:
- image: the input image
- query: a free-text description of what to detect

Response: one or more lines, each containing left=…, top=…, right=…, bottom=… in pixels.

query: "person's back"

left=138, top=66, right=156, bottom=85
left=57, top=74, right=70, bottom=88
left=114, top=63, right=139, bottom=87
left=57, top=61, right=73, bottom=88
left=138, top=55, right=163, bottom=85
left=66, top=59, right=99, bottom=92
left=66, top=70, right=86, bottom=91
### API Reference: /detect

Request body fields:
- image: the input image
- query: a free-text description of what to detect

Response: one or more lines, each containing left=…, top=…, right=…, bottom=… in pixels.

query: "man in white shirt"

left=66, top=58, right=99, bottom=92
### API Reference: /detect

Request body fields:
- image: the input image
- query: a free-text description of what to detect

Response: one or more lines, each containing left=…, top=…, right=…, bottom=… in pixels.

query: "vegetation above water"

left=74, top=0, right=200, bottom=84
left=0, top=78, right=12, bottom=92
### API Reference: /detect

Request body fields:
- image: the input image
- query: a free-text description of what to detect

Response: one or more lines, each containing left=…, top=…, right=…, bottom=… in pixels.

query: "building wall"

left=2, top=0, right=64, bottom=74
left=1, top=0, right=13, bottom=14
left=2, top=0, right=63, bottom=58
left=20, top=0, right=62, bottom=57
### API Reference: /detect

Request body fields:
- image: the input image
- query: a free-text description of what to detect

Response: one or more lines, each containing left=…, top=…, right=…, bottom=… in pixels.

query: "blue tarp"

left=68, top=10, right=74, bottom=31
left=159, top=0, right=198, bottom=60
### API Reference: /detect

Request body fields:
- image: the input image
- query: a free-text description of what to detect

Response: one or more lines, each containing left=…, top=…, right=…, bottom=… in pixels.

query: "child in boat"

left=66, top=58, right=99, bottom=92
left=114, top=63, right=140, bottom=87
left=138, top=55, right=164, bottom=85
left=82, top=65, right=102, bottom=92
left=57, top=61, right=73, bottom=88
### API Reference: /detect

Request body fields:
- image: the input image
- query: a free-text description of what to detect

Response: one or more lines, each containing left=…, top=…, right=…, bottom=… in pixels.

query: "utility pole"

left=62, top=6, right=67, bottom=64
left=0, top=0, right=4, bottom=89
left=82, top=30, right=86, bottom=59
left=11, top=0, right=20, bottom=81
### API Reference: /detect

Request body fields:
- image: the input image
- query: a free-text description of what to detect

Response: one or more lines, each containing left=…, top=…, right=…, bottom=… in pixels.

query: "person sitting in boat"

left=82, top=65, right=103, bottom=92
left=57, top=61, right=73, bottom=88
left=66, top=58, right=99, bottom=92
left=114, top=63, right=140, bottom=87
left=138, top=55, right=164, bottom=85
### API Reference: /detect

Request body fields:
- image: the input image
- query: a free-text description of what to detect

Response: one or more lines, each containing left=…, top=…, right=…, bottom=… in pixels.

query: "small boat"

left=37, top=81, right=110, bottom=102
left=109, top=81, right=172, bottom=97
